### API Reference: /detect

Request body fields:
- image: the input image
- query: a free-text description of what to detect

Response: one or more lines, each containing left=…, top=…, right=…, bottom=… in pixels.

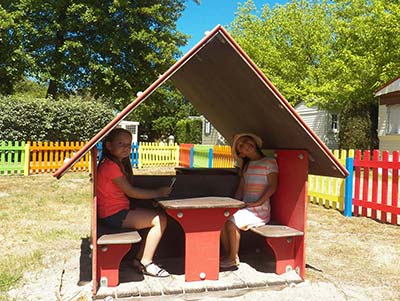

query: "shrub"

left=176, top=118, right=202, bottom=144
left=339, top=102, right=378, bottom=149
left=0, top=95, right=114, bottom=141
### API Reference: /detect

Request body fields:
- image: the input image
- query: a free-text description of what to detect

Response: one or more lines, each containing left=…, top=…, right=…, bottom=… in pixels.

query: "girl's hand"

left=157, top=186, right=172, bottom=198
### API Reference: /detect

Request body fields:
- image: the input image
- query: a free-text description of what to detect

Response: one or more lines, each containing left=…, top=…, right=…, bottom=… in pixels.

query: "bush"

left=0, top=95, right=114, bottom=141
left=176, top=118, right=202, bottom=144
left=339, top=102, right=378, bottom=149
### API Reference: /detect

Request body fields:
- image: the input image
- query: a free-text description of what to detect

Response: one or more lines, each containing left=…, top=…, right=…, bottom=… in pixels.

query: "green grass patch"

left=0, top=250, right=44, bottom=293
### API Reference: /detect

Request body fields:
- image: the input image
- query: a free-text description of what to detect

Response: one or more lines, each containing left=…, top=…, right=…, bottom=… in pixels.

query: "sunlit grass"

left=0, top=172, right=91, bottom=297
left=0, top=250, right=44, bottom=292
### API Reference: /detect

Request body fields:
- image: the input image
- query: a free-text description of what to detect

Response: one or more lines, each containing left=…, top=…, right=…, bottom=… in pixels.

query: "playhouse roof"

left=54, top=25, right=348, bottom=179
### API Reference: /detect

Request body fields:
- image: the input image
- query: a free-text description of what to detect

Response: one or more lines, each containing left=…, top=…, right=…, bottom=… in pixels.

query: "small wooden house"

left=375, top=76, right=400, bottom=151
left=54, top=25, right=347, bottom=296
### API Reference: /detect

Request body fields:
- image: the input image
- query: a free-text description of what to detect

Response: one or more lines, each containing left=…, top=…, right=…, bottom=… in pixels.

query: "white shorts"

left=230, top=202, right=271, bottom=230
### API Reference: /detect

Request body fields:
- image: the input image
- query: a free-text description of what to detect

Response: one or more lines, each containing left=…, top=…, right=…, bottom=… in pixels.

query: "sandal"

left=141, top=262, right=170, bottom=277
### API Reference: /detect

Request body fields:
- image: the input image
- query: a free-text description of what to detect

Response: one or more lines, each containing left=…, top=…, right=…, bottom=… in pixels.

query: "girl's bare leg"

left=225, top=220, right=240, bottom=263
left=122, top=208, right=167, bottom=265
left=220, top=222, right=231, bottom=257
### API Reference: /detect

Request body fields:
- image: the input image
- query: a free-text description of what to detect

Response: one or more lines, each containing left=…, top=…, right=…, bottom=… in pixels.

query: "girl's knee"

left=153, top=212, right=167, bottom=228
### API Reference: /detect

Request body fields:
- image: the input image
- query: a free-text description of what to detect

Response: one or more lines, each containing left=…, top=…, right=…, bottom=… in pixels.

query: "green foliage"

left=2, top=0, right=190, bottom=105
left=0, top=95, right=114, bottom=141
left=128, top=85, right=198, bottom=140
left=0, top=3, right=31, bottom=95
left=176, top=118, right=202, bottom=144
left=229, top=0, right=400, bottom=149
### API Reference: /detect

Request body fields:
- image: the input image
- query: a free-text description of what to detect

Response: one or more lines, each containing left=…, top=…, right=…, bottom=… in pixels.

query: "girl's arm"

left=234, top=176, right=244, bottom=200
left=246, top=172, right=278, bottom=208
left=112, top=176, right=171, bottom=199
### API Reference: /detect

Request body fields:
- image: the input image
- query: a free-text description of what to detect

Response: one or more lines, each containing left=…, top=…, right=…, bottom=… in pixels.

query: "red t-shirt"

left=97, top=158, right=130, bottom=219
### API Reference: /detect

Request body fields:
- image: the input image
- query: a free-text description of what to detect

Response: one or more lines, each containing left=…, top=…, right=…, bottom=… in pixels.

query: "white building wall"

left=294, top=102, right=338, bottom=149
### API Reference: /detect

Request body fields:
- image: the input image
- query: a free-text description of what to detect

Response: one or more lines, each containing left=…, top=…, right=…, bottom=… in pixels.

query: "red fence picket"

left=353, top=150, right=400, bottom=224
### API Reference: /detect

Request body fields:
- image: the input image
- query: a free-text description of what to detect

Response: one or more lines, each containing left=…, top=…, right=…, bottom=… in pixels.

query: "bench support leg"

left=266, top=236, right=304, bottom=277
left=97, top=244, right=131, bottom=287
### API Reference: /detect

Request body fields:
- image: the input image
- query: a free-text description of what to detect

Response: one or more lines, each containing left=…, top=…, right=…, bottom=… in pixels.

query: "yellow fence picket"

left=138, top=142, right=179, bottom=168
left=308, top=149, right=354, bottom=212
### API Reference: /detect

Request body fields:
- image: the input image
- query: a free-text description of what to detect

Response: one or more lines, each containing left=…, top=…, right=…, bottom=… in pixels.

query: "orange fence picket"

left=29, top=141, right=90, bottom=174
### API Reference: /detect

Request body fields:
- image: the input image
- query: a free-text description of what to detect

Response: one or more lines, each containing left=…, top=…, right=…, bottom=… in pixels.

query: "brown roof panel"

left=54, top=25, right=347, bottom=179
left=170, top=27, right=347, bottom=178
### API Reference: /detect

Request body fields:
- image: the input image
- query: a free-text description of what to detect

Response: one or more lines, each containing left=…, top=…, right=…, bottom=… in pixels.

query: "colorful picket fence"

left=178, top=144, right=194, bottom=167
left=138, top=142, right=179, bottom=168
left=308, top=149, right=354, bottom=211
left=1, top=139, right=400, bottom=225
left=0, top=141, right=29, bottom=175
left=212, top=145, right=235, bottom=168
left=349, top=150, right=400, bottom=225
left=96, top=142, right=139, bottom=168
left=29, top=141, right=90, bottom=174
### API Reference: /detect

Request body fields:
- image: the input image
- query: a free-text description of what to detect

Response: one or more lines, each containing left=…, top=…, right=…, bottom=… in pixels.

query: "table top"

left=158, top=196, right=245, bottom=210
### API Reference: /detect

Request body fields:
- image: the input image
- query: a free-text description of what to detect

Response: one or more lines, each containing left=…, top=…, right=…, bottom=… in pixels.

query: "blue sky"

left=176, top=0, right=289, bottom=54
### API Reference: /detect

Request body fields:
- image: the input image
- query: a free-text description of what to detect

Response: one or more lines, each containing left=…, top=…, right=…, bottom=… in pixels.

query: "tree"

left=0, top=2, right=30, bottom=95
left=229, top=0, right=400, bottom=149
left=5, top=0, right=193, bottom=107
left=127, top=84, right=198, bottom=141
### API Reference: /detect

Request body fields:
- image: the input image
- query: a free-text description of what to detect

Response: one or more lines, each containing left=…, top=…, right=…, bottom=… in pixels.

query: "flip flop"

left=141, top=262, right=170, bottom=277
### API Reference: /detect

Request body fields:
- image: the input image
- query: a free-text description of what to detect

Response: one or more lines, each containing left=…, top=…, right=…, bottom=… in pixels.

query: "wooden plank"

left=158, top=196, right=244, bottom=210
left=97, top=231, right=141, bottom=245
left=250, top=225, right=304, bottom=238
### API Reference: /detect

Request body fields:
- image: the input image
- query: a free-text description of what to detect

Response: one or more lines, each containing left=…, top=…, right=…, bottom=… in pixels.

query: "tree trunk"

left=46, top=79, right=57, bottom=98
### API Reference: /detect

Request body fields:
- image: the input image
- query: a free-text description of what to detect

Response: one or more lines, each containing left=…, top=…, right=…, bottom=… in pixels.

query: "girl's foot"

left=141, top=262, right=170, bottom=277
left=220, top=256, right=240, bottom=268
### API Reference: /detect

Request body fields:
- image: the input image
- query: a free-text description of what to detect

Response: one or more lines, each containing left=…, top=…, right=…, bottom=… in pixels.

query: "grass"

left=0, top=170, right=399, bottom=300
left=0, top=172, right=91, bottom=295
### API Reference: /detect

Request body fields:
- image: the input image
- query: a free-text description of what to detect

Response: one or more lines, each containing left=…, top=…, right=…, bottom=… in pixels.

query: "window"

left=330, top=114, right=338, bottom=133
left=387, top=104, right=400, bottom=134
left=204, top=120, right=211, bottom=135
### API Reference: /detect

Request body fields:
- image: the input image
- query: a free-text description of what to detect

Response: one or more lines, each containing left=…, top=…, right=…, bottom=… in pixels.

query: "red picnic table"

left=158, top=196, right=244, bottom=281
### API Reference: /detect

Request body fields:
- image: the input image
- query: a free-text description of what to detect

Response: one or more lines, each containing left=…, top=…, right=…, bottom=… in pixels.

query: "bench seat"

left=250, top=224, right=304, bottom=275
left=97, top=230, right=141, bottom=288
left=250, top=225, right=303, bottom=238
left=97, top=231, right=141, bottom=245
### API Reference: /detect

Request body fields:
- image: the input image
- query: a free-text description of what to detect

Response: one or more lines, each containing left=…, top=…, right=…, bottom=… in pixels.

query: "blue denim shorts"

left=101, top=209, right=129, bottom=229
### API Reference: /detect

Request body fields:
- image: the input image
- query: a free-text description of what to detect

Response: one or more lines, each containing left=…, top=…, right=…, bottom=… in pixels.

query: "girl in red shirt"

left=97, top=128, right=171, bottom=277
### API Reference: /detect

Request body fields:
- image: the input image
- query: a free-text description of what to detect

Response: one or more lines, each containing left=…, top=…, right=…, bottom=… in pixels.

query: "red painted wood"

left=352, top=199, right=400, bottom=215
left=362, top=150, right=370, bottom=217
left=165, top=207, right=239, bottom=281
left=354, top=150, right=361, bottom=216
left=97, top=244, right=132, bottom=287
left=271, top=150, right=308, bottom=278
left=381, top=151, right=389, bottom=223
left=371, top=150, right=379, bottom=219
left=391, top=151, right=399, bottom=225
left=266, top=236, right=303, bottom=276
left=91, top=149, right=98, bottom=295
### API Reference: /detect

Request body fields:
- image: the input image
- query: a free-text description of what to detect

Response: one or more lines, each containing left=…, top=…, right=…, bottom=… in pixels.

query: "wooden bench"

left=96, top=226, right=141, bottom=288
left=250, top=224, right=304, bottom=275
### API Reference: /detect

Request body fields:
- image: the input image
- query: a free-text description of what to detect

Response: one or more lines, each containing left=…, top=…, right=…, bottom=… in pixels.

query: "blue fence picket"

left=344, top=157, right=354, bottom=217
left=96, top=142, right=139, bottom=168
